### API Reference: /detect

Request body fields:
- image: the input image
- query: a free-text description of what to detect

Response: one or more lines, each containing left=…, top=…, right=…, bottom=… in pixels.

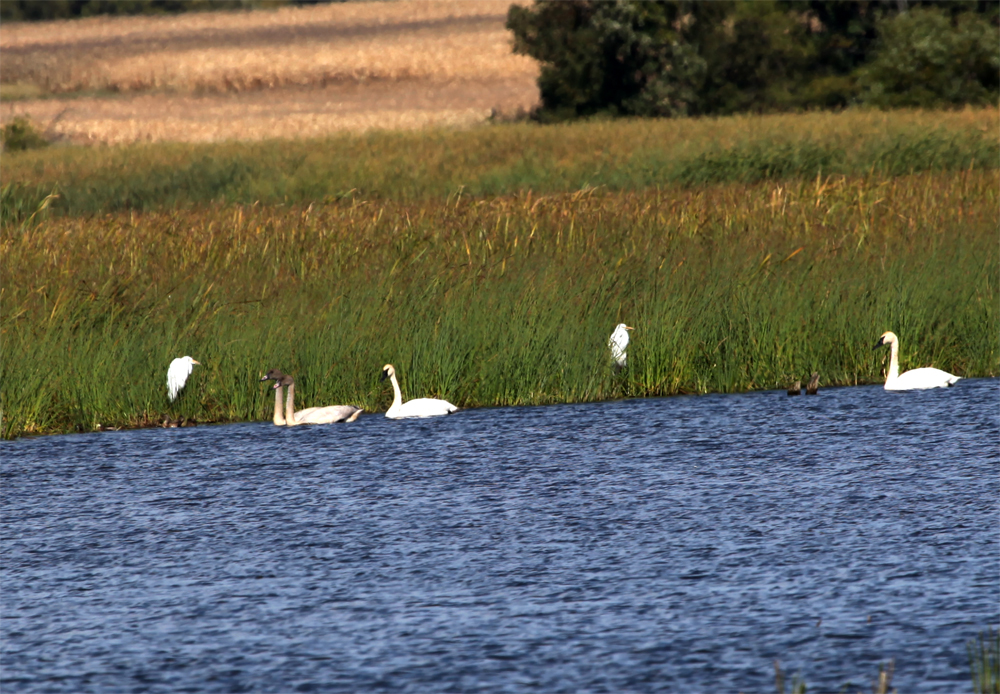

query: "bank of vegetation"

left=2, top=144, right=996, bottom=436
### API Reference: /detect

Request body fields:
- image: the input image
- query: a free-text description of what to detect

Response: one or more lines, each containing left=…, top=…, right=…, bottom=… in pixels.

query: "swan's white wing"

left=889, top=367, right=960, bottom=391
left=295, top=406, right=363, bottom=424
left=166, top=358, right=193, bottom=402
left=391, top=398, right=457, bottom=418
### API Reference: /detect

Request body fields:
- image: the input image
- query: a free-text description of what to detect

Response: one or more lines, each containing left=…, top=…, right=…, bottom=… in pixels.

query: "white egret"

left=608, top=323, right=634, bottom=368
left=271, top=373, right=362, bottom=425
left=873, top=331, right=960, bottom=391
left=380, top=364, right=457, bottom=419
left=167, top=356, right=200, bottom=402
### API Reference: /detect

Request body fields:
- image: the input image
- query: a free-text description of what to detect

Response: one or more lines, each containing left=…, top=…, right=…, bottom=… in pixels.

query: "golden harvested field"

left=0, top=0, right=539, bottom=144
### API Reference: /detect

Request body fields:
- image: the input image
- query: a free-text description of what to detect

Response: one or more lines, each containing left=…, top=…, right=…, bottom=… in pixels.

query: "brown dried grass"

left=0, top=0, right=539, bottom=144
left=1, top=77, right=538, bottom=145
left=0, top=0, right=536, bottom=94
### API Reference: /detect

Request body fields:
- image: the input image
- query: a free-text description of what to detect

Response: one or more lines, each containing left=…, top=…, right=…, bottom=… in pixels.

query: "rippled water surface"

left=3, top=380, right=998, bottom=693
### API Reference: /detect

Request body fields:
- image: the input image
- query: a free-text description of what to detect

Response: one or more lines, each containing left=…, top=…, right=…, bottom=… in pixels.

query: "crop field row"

left=0, top=0, right=534, bottom=95
left=0, top=0, right=538, bottom=144
left=2, top=169, right=996, bottom=438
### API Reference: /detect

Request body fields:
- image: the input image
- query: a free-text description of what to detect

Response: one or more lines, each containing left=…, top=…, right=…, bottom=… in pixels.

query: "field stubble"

left=2, top=169, right=996, bottom=438
left=0, top=0, right=539, bottom=144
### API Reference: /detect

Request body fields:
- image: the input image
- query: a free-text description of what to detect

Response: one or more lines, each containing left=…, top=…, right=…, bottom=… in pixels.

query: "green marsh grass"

left=2, top=108, right=996, bottom=224
left=2, top=169, right=996, bottom=437
left=970, top=629, right=1000, bottom=694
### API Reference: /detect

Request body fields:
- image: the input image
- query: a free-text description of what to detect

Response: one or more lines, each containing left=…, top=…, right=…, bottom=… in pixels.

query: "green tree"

left=507, top=0, right=998, bottom=120
left=859, top=7, right=1000, bottom=108
left=506, top=1, right=714, bottom=120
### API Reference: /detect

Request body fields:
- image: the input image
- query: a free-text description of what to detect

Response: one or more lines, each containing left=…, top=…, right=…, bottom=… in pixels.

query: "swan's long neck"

left=389, top=372, right=403, bottom=411
left=886, top=337, right=900, bottom=383
left=284, top=382, right=300, bottom=427
left=273, top=384, right=286, bottom=426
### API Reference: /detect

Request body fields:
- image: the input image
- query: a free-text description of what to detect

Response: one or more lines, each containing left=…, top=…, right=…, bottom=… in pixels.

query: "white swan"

left=167, top=356, right=200, bottom=401
left=380, top=364, right=457, bottom=419
left=873, top=331, right=960, bottom=391
left=262, top=371, right=362, bottom=425
left=609, top=323, right=634, bottom=368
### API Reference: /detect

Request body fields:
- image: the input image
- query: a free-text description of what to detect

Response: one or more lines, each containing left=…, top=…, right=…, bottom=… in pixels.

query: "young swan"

left=274, top=374, right=363, bottom=425
left=380, top=364, right=457, bottom=419
left=873, top=331, right=960, bottom=391
left=260, top=369, right=288, bottom=425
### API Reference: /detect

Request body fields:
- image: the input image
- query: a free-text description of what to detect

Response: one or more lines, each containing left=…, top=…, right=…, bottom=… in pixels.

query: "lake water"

left=2, top=379, right=997, bottom=693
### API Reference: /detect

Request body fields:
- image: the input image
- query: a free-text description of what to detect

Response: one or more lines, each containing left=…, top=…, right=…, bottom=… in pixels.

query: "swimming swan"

left=380, top=364, right=457, bottom=419
left=264, top=372, right=362, bottom=425
left=873, top=331, right=960, bottom=391
left=260, top=369, right=289, bottom=425
left=609, top=323, right=634, bottom=368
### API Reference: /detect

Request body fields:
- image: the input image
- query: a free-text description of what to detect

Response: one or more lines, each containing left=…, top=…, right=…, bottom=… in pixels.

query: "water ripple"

left=2, top=380, right=998, bottom=693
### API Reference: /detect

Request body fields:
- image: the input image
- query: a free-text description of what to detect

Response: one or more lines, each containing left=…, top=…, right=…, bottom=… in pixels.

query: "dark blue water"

left=3, top=380, right=997, bottom=693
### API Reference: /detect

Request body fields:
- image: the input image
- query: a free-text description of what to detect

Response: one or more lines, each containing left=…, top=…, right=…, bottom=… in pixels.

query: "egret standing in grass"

left=609, top=323, right=634, bottom=370
left=167, top=356, right=201, bottom=402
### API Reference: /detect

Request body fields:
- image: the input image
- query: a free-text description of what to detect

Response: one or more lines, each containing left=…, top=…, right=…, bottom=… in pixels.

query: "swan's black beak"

left=380, top=369, right=389, bottom=382
left=272, top=381, right=282, bottom=390
left=873, top=336, right=886, bottom=350
left=259, top=375, right=270, bottom=382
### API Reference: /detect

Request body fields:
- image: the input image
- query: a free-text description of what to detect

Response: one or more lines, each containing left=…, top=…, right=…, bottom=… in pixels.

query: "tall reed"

left=2, top=170, right=996, bottom=438
left=970, top=629, right=1000, bottom=694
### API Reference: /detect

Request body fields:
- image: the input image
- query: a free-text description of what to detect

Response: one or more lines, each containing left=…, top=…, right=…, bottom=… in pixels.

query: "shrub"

left=1, top=117, right=49, bottom=152
left=506, top=1, right=711, bottom=120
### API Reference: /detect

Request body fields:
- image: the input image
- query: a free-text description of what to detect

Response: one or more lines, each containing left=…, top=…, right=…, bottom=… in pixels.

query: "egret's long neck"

left=273, top=385, right=286, bottom=425
left=285, top=383, right=300, bottom=427
left=390, top=373, right=403, bottom=410
left=887, top=338, right=900, bottom=383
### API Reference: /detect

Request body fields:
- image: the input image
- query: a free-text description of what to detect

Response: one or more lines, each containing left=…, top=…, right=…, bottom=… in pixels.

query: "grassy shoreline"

left=3, top=167, right=996, bottom=438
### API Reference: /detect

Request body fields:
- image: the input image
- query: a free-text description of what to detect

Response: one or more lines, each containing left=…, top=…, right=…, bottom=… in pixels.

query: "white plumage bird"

left=873, top=331, right=960, bottom=391
left=608, top=323, right=634, bottom=368
left=167, top=356, right=201, bottom=402
left=380, top=364, right=457, bottom=419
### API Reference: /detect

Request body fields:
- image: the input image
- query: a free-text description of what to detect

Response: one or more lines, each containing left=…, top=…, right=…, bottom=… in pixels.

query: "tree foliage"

left=859, top=7, right=1000, bottom=108
left=507, top=0, right=1000, bottom=119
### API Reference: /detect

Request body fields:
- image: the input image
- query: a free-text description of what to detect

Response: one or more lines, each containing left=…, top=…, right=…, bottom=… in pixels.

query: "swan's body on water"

left=380, top=364, right=457, bottom=419
left=262, top=371, right=362, bottom=425
left=609, top=324, right=633, bottom=368
left=167, top=356, right=200, bottom=401
left=874, top=331, right=960, bottom=391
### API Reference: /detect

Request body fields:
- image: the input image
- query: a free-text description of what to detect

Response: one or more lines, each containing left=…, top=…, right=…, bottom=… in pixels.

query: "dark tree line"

left=506, top=0, right=999, bottom=119
left=0, top=0, right=335, bottom=21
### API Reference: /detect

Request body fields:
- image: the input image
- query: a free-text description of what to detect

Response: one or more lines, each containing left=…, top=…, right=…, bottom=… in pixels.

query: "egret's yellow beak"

left=192, top=359, right=201, bottom=365
left=625, top=326, right=634, bottom=331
